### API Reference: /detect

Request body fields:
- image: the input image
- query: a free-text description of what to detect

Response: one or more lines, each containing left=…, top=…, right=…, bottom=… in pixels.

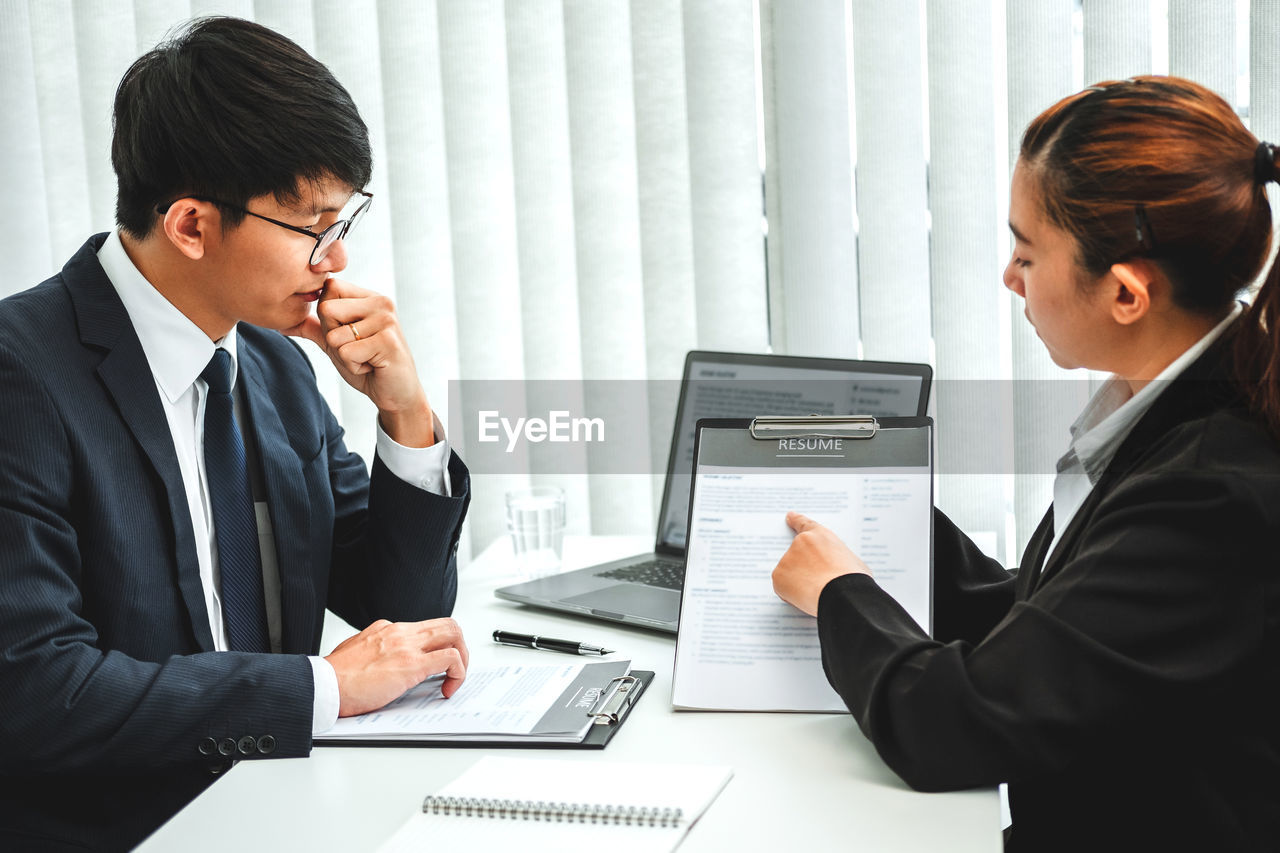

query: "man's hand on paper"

left=326, top=617, right=469, bottom=717
left=772, top=511, right=872, bottom=617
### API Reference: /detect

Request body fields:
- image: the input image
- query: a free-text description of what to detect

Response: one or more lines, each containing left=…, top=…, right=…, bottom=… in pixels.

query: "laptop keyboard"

left=596, top=559, right=685, bottom=591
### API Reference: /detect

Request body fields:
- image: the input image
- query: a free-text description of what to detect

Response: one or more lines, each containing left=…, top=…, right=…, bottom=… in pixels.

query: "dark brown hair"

left=1020, top=75, right=1280, bottom=433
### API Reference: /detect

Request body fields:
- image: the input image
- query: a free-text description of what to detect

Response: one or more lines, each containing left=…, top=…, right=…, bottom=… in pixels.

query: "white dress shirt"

left=97, top=230, right=451, bottom=734
left=1045, top=302, right=1242, bottom=562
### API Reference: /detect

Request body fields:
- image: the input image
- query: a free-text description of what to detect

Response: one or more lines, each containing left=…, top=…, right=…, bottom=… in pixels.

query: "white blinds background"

left=762, top=0, right=860, bottom=358
left=1170, top=0, right=1235, bottom=99
left=850, top=1, right=931, bottom=366
left=1253, top=0, right=1280, bottom=241
left=1003, top=1, right=1081, bottom=562
left=1254, top=0, right=1280, bottom=143
left=925, top=0, right=1008, bottom=561
left=1, top=1, right=50, bottom=282
left=765, top=0, right=1266, bottom=564
left=1084, top=0, right=1152, bottom=82
left=0, top=1, right=764, bottom=558
left=0, top=0, right=1271, bottom=563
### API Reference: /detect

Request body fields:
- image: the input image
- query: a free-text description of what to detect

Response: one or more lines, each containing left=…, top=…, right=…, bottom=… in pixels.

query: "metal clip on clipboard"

left=748, top=415, right=879, bottom=440
left=587, top=675, right=642, bottom=725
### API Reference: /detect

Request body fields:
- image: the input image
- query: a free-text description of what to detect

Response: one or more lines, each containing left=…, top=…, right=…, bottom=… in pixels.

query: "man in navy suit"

left=0, top=17, right=471, bottom=851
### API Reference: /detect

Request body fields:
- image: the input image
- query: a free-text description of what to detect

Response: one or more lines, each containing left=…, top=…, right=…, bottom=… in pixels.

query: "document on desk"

left=672, top=419, right=932, bottom=712
left=318, top=659, right=631, bottom=744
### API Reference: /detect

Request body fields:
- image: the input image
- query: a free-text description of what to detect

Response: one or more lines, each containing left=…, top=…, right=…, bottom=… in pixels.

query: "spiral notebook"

left=378, top=756, right=733, bottom=852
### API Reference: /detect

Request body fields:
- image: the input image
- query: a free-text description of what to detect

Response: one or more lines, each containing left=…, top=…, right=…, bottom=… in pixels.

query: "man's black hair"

left=111, top=16, right=373, bottom=239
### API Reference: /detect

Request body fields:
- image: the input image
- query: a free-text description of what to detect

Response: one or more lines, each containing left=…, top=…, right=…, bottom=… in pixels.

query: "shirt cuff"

left=375, top=412, right=452, bottom=496
left=309, top=655, right=341, bottom=735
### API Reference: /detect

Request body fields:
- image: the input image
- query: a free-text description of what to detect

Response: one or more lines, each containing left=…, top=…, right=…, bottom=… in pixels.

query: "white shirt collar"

left=1066, top=301, right=1243, bottom=483
left=96, top=230, right=240, bottom=401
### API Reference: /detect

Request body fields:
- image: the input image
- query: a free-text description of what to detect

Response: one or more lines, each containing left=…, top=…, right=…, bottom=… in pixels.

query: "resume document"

left=672, top=424, right=932, bottom=712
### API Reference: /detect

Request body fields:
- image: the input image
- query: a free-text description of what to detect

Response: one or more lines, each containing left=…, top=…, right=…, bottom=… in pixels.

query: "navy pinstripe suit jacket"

left=0, top=234, right=470, bottom=851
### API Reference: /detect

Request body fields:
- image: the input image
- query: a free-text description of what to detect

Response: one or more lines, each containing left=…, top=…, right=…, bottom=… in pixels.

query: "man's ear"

left=1107, top=260, right=1160, bottom=326
left=160, top=198, right=216, bottom=260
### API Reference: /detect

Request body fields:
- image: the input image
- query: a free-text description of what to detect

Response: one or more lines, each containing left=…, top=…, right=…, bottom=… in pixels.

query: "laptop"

left=494, top=350, right=932, bottom=632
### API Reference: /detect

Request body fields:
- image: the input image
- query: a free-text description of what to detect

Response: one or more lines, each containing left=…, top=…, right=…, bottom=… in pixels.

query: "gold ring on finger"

left=349, top=323, right=361, bottom=341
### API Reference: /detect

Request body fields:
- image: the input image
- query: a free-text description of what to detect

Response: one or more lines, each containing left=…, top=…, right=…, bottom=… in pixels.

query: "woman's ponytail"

left=1235, top=142, right=1280, bottom=436
left=1021, top=79, right=1280, bottom=436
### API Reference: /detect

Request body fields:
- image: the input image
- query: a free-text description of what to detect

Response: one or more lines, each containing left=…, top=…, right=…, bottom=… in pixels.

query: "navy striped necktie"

left=201, top=348, right=269, bottom=653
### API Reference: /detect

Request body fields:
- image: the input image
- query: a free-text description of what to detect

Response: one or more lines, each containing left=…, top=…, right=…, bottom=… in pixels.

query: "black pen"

left=492, top=629, right=614, bottom=656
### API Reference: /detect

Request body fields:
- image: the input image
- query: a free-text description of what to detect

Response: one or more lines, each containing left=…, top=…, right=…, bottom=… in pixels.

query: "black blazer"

left=816, top=330, right=1280, bottom=851
left=0, top=235, right=471, bottom=851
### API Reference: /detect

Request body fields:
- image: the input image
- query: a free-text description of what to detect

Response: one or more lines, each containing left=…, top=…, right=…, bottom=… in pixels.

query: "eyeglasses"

left=156, top=190, right=373, bottom=265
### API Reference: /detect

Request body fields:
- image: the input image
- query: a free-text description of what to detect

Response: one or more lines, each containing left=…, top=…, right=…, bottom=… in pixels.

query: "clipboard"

left=670, top=415, right=933, bottom=712
left=317, top=669, right=654, bottom=750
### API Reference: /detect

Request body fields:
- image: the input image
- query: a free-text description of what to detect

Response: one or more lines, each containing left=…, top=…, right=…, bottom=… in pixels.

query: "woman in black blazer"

left=773, top=76, right=1280, bottom=851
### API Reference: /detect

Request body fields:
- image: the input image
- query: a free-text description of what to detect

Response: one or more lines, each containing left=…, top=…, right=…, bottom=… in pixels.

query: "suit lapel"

left=66, top=236, right=215, bottom=651
left=1034, top=489, right=1100, bottom=589
left=1029, top=331, right=1241, bottom=590
left=238, top=339, right=315, bottom=654
left=1017, top=506, right=1056, bottom=597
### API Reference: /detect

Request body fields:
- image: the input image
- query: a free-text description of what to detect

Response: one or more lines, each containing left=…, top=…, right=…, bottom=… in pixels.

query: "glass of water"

left=505, top=486, right=566, bottom=579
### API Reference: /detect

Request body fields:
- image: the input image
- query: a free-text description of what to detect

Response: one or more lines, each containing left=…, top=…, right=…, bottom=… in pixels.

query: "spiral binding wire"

left=421, top=796, right=684, bottom=827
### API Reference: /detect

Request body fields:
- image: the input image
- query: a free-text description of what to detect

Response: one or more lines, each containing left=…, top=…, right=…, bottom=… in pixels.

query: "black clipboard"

left=670, top=415, right=934, bottom=712
left=688, top=415, right=934, bottom=636
left=316, top=670, right=653, bottom=751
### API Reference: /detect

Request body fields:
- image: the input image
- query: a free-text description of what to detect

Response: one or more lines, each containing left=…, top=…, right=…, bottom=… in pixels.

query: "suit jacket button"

left=237, top=735, right=258, bottom=756
left=217, top=738, right=236, bottom=757
left=198, top=737, right=217, bottom=756
left=256, top=735, right=277, bottom=755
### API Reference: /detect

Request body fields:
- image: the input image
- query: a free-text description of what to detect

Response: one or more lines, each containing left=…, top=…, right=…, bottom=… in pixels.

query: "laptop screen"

left=656, top=352, right=931, bottom=549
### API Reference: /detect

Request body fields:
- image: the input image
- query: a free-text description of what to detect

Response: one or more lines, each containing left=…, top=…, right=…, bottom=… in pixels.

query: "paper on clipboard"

left=320, top=659, right=632, bottom=744
left=671, top=417, right=933, bottom=712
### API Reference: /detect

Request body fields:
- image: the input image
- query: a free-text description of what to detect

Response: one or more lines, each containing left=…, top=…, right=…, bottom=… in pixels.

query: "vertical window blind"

left=1, top=0, right=1273, bottom=563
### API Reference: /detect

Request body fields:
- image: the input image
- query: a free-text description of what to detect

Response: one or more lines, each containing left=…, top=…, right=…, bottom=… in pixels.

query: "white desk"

left=141, top=536, right=1001, bottom=852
